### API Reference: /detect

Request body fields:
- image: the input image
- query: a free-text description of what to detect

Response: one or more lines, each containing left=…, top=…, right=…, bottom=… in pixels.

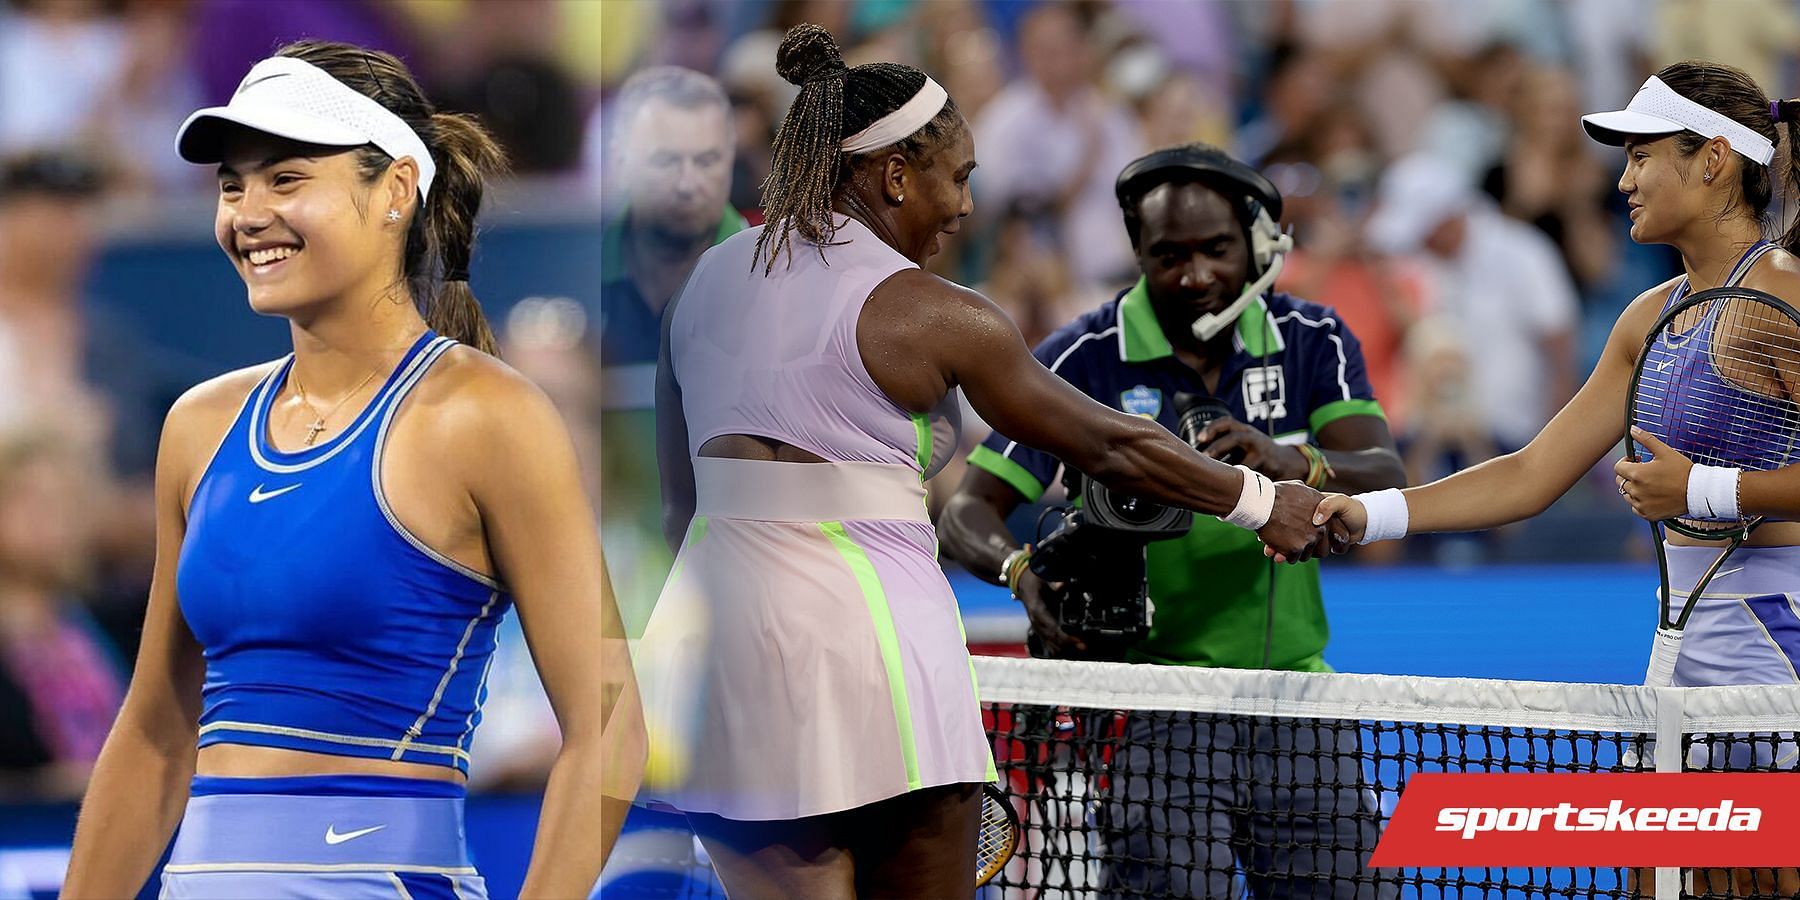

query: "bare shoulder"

left=869, top=267, right=1007, bottom=334
left=1606, top=276, right=1684, bottom=365
left=169, top=361, right=280, bottom=424
left=401, top=345, right=564, bottom=452
left=1628, top=274, right=1683, bottom=316
left=1738, top=245, right=1800, bottom=304
left=163, top=361, right=282, bottom=460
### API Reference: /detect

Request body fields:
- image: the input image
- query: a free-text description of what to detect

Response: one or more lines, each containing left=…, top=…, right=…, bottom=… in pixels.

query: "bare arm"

left=1195, top=414, right=1406, bottom=493
left=464, top=370, right=645, bottom=897
left=1321, top=285, right=1667, bottom=537
left=62, top=392, right=210, bottom=898
left=657, top=287, right=696, bottom=554
left=862, top=269, right=1329, bottom=560
left=939, top=465, right=1028, bottom=584
left=1313, top=416, right=1407, bottom=492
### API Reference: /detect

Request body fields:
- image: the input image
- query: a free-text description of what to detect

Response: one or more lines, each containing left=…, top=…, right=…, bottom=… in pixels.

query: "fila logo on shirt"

left=1243, top=366, right=1287, bottom=422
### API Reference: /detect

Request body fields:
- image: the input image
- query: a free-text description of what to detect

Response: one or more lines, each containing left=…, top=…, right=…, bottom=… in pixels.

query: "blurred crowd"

left=2, top=0, right=1798, bottom=800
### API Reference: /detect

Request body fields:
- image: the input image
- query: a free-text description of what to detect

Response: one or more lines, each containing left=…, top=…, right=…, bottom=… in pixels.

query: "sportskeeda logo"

left=1370, top=774, right=1797, bottom=867
left=1437, top=801, right=1761, bottom=838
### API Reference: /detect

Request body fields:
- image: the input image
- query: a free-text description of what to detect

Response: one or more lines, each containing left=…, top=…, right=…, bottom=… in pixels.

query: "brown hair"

left=1655, top=60, right=1800, bottom=253
left=754, top=24, right=963, bottom=273
left=277, top=40, right=508, bottom=355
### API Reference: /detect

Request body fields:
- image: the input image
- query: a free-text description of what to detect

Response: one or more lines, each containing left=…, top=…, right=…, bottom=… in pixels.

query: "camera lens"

left=1107, top=493, right=1162, bottom=526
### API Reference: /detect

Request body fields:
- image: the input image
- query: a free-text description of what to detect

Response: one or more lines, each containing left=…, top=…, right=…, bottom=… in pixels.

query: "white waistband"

left=693, top=457, right=928, bottom=524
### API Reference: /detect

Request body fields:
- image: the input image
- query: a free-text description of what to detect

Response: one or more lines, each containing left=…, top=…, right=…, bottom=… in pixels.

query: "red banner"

left=1370, top=774, right=1800, bottom=867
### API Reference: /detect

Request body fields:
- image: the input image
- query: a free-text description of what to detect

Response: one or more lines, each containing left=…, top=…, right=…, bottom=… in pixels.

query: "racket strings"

left=1635, top=293, right=1800, bottom=485
left=976, top=786, right=1019, bottom=882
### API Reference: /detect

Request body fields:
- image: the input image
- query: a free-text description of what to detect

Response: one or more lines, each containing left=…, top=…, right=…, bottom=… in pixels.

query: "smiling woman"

left=56, top=41, right=644, bottom=900
left=1317, top=57, right=1800, bottom=900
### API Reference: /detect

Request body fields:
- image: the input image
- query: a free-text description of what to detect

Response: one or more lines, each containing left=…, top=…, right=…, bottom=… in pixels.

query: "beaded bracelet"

left=1297, top=443, right=1334, bottom=489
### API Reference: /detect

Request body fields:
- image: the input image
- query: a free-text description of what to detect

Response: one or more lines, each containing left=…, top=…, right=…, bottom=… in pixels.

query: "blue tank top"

left=1634, top=240, right=1800, bottom=470
left=176, top=332, right=510, bottom=774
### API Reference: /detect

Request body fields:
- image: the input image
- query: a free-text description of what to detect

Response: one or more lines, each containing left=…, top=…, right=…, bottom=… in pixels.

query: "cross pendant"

left=304, top=419, right=327, bottom=446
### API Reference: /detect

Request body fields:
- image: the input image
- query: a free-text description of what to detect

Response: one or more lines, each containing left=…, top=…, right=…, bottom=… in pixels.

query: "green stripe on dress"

left=819, top=520, right=922, bottom=790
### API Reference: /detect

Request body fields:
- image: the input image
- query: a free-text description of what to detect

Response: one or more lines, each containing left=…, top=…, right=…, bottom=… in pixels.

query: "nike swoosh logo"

left=1713, top=565, right=1745, bottom=581
left=324, top=824, right=386, bottom=845
left=248, top=483, right=302, bottom=503
left=236, top=71, right=293, bottom=94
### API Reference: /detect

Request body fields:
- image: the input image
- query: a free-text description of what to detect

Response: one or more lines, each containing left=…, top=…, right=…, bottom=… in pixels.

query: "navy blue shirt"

left=968, top=279, right=1384, bottom=670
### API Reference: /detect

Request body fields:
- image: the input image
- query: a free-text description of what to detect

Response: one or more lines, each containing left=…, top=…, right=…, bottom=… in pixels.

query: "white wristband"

left=1221, top=465, right=1275, bottom=530
left=1686, top=464, right=1741, bottom=520
left=1354, top=488, right=1408, bottom=544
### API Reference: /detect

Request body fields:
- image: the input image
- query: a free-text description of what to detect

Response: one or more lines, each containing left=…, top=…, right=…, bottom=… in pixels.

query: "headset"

left=1115, top=145, right=1294, bottom=667
left=1114, top=145, right=1294, bottom=342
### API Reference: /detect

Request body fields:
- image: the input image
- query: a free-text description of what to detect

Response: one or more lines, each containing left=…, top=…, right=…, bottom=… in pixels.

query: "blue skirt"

left=160, top=774, right=486, bottom=899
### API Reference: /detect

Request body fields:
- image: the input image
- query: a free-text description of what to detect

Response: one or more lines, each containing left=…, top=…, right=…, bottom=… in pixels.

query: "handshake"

left=1252, top=483, right=1372, bottom=564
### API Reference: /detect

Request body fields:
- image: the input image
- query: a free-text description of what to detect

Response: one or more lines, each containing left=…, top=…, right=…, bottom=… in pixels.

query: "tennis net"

left=604, top=657, right=1799, bottom=899
left=978, top=656, right=1798, bottom=899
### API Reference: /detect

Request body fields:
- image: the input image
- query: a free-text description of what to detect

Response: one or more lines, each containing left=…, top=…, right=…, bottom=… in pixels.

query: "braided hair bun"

left=776, top=24, right=847, bottom=87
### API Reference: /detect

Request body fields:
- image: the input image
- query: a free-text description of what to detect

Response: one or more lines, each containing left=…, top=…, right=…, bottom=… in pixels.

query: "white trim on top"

left=248, top=336, right=453, bottom=474
left=394, top=590, right=502, bottom=761
left=368, top=338, right=503, bottom=590
left=1272, top=310, right=1351, bottom=402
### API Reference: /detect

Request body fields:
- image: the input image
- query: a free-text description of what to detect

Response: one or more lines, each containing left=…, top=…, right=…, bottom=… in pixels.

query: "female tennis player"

left=59, top=41, right=642, bottom=898
left=1317, top=60, right=1800, bottom=897
left=636, top=24, right=1331, bottom=899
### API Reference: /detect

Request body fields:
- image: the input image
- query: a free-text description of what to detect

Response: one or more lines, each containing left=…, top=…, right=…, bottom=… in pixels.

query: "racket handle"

left=1644, top=627, right=1683, bottom=687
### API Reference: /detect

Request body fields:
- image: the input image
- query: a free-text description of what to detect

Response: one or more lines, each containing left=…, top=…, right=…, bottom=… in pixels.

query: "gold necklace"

left=292, top=366, right=382, bottom=445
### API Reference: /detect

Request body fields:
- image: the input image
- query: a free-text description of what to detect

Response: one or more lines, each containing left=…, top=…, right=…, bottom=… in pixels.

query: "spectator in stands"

left=974, top=1, right=1142, bottom=288
left=0, top=149, right=198, bottom=480
left=598, top=66, right=745, bottom=636
left=1483, top=66, right=1621, bottom=295
left=1235, top=43, right=1330, bottom=166
left=0, top=149, right=202, bottom=660
left=1368, top=153, right=1578, bottom=456
left=0, top=429, right=124, bottom=800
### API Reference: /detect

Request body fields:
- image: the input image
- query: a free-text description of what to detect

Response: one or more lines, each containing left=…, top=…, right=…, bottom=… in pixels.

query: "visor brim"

left=1580, top=110, right=1685, bottom=147
left=176, top=105, right=370, bottom=164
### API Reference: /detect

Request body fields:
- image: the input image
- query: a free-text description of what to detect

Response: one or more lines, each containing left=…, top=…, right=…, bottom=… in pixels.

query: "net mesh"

left=978, top=658, right=1798, bottom=900
left=608, top=657, right=1800, bottom=899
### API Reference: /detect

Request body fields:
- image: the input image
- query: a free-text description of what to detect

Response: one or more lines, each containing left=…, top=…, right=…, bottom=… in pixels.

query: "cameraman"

left=941, top=144, right=1403, bottom=897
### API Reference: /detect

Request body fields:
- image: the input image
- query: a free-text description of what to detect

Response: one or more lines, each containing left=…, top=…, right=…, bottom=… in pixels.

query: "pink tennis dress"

left=634, top=217, right=994, bottom=820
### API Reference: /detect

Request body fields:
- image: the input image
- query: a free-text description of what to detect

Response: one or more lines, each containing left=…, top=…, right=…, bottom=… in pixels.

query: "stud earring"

left=1704, top=171, right=1715, bottom=184
left=386, top=209, right=402, bottom=222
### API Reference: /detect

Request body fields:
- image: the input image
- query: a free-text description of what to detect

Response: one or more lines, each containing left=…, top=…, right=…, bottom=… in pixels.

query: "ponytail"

left=1778, top=99, right=1800, bottom=256
left=752, top=25, right=961, bottom=274
left=755, top=24, right=849, bottom=273
left=276, top=40, right=508, bottom=355
left=421, top=111, right=507, bottom=355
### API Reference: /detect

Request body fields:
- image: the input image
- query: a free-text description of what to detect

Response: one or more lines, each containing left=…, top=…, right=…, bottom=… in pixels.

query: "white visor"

left=1581, top=75, right=1775, bottom=165
left=176, top=56, right=438, bottom=198
left=841, top=76, right=949, bottom=155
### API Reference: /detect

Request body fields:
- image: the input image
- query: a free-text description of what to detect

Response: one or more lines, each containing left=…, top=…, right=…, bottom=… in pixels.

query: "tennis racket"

left=1624, top=285, right=1800, bottom=687
left=975, top=782, right=1021, bottom=887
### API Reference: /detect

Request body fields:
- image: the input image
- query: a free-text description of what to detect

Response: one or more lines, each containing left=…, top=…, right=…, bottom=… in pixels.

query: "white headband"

left=840, top=77, right=949, bottom=155
left=176, top=56, right=438, bottom=198
left=1581, top=75, right=1775, bottom=165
